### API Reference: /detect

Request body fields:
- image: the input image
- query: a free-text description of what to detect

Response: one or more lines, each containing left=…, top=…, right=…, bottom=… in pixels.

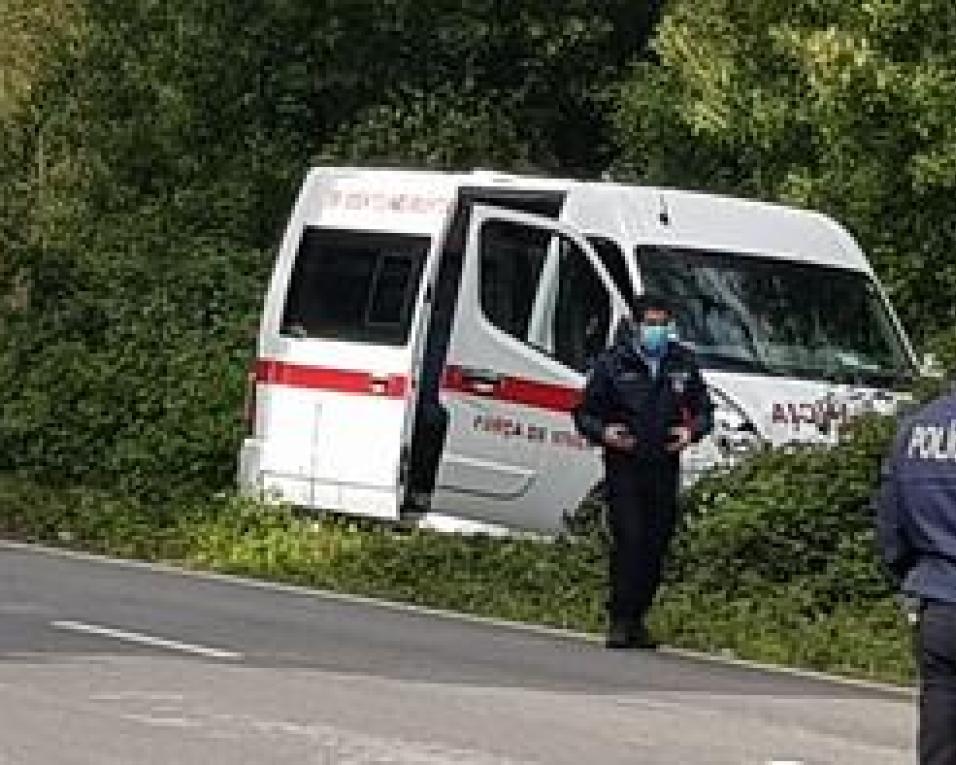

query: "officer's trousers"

left=604, top=455, right=680, bottom=626
left=919, top=600, right=956, bottom=765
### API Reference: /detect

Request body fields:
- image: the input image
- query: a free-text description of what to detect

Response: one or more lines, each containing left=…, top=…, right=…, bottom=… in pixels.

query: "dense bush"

left=675, top=415, right=895, bottom=603
left=657, top=413, right=913, bottom=679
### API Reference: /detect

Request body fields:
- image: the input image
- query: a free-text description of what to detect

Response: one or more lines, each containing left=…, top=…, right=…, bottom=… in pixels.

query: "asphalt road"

left=0, top=542, right=915, bottom=765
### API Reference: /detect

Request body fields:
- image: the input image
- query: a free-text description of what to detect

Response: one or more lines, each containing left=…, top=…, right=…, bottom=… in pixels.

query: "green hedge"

left=659, top=413, right=913, bottom=681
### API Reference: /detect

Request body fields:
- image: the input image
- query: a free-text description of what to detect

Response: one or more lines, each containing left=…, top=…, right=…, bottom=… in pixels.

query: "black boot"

left=628, top=623, right=659, bottom=650
left=606, top=620, right=633, bottom=649
left=606, top=620, right=659, bottom=650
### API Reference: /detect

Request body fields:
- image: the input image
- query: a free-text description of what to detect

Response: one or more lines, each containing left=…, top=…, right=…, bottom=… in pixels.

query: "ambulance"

left=238, top=167, right=918, bottom=533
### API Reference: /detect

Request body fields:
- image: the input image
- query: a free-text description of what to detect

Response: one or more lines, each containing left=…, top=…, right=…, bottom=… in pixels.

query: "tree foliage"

left=614, top=0, right=956, bottom=340
left=0, top=0, right=81, bottom=122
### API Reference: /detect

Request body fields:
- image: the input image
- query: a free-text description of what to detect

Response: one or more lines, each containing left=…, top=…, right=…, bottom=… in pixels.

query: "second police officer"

left=876, top=385, right=956, bottom=765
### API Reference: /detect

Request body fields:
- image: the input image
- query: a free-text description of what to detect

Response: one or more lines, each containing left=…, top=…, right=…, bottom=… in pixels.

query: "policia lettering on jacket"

left=574, top=295, right=714, bottom=649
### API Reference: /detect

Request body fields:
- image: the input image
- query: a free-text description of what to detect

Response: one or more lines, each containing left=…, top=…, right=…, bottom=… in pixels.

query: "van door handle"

left=458, top=367, right=504, bottom=396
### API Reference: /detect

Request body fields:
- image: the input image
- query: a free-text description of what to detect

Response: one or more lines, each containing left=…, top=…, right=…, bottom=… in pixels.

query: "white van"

left=238, top=167, right=917, bottom=533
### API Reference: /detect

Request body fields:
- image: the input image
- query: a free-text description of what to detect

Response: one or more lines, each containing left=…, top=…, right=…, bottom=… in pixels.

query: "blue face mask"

left=639, top=322, right=674, bottom=356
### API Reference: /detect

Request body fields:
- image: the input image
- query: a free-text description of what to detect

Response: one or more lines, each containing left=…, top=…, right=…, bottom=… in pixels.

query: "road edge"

left=0, top=538, right=916, bottom=700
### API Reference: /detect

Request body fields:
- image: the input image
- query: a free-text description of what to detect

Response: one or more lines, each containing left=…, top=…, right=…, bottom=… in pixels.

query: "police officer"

left=574, top=294, right=714, bottom=649
left=876, top=389, right=956, bottom=765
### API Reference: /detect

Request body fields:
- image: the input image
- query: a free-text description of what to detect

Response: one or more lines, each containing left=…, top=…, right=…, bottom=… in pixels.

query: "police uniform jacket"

left=573, top=328, right=714, bottom=462
left=877, top=392, right=956, bottom=605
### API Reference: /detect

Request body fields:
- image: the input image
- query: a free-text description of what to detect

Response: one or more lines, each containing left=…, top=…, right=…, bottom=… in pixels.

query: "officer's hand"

left=666, top=426, right=693, bottom=454
left=603, top=424, right=637, bottom=452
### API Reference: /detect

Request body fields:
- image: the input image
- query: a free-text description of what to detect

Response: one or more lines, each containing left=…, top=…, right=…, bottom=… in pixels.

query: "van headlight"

left=711, top=390, right=764, bottom=459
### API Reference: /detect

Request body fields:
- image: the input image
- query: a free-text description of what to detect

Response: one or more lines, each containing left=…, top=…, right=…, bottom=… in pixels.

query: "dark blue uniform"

left=574, top=327, right=713, bottom=634
left=877, top=391, right=956, bottom=765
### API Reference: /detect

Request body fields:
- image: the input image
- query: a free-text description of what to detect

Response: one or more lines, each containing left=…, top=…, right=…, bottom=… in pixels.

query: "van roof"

left=303, top=166, right=870, bottom=273
left=305, top=165, right=845, bottom=225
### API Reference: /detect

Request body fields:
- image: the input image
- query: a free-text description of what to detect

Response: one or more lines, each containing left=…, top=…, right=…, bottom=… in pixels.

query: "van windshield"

left=281, top=228, right=429, bottom=345
left=639, top=246, right=914, bottom=387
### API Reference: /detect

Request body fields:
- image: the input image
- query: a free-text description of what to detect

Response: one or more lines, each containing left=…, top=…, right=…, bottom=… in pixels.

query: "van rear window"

left=281, top=228, right=429, bottom=345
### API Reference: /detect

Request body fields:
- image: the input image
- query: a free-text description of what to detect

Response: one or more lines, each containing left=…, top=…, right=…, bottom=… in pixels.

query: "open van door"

left=250, top=214, right=444, bottom=521
left=430, top=205, right=629, bottom=531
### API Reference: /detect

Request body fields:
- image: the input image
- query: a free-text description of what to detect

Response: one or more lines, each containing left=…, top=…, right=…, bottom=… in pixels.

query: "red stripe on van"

left=442, top=366, right=582, bottom=414
left=255, top=360, right=408, bottom=398
left=256, top=360, right=582, bottom=413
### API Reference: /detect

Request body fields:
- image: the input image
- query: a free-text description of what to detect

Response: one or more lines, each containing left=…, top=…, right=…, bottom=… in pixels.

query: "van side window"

left=478, top=220, right=550, bottom=342
left=478, top=219, right=612, bottom=373
left=281, top=228, right=429, bottom=345
left=553, top=240, right=612, bottom=373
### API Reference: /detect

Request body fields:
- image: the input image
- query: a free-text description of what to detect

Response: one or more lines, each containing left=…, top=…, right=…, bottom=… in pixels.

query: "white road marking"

left=119, top=713, right=201, bottom=729
left=89, top=692, right=186, bottom=702
left=50, top=620, right=243, bottom=661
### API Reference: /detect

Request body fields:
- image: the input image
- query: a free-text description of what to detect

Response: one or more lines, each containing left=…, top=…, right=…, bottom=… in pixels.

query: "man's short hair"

left=632, top=292, right=675, bottom=318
